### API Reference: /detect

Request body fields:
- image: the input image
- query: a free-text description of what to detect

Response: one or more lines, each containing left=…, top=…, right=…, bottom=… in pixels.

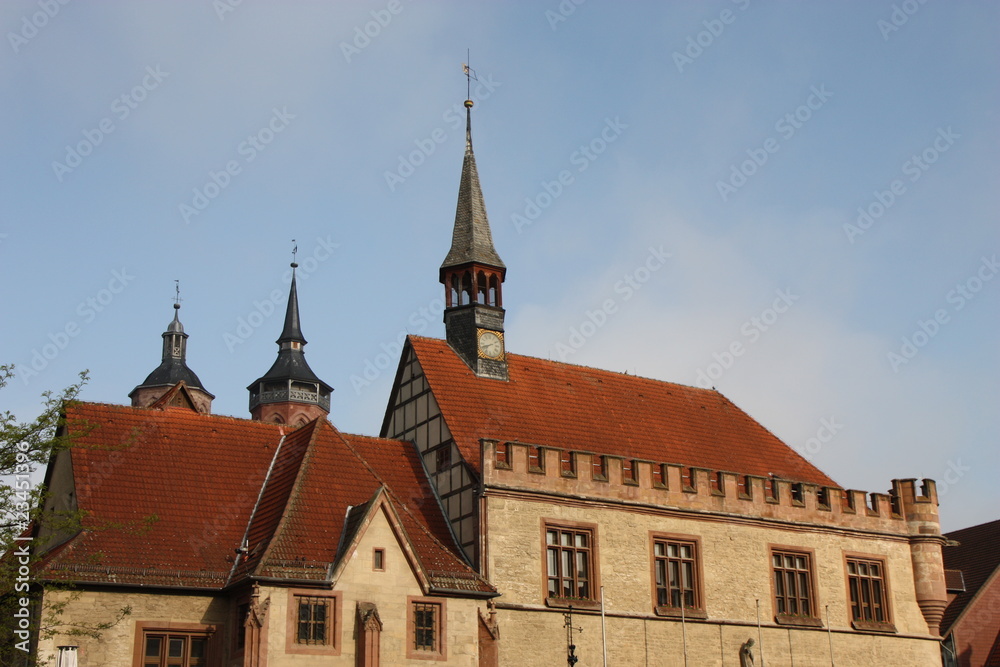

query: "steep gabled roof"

left=404, top=335, right=837, bottom=487
left=39, top=401, right=491, bottom=595
left=248, top=420, right=491, bottom=593
left=42, top=402, right=282, bottom=588
left=942, top=519, right=1000, bottom=635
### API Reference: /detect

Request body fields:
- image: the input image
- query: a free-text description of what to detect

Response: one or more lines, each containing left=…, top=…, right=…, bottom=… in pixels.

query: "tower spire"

left=440, top=71, right=505, bottom=279
left=247, top=246, right=332, bottom=425
left=440, top=61, right=508, bottom=380
left=277, top=242, right=306, bottom=345
left=130, top=283, right=214, bottom=412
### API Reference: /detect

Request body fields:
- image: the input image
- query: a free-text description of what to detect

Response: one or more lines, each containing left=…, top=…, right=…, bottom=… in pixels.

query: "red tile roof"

left=405, top=336, right=837, bottom=487
left=41, top=398, right=491, bottom=594
left=942, top=519, right=1000, bottom=635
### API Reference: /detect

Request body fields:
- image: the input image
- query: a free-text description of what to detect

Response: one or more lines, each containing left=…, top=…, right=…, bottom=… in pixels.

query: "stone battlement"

left=481, top=439, right=939, bottom=537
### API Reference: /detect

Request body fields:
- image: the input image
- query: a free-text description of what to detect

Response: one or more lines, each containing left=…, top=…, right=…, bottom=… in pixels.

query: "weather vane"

left=462, top=49, right=477, bottom=101
left=291, top=239, right=298, bottom=268
left=173, top=280, right=182, bottom=309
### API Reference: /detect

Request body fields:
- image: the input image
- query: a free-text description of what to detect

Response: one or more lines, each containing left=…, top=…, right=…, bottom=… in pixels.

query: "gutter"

left=427, top=586, right=500, bottom=599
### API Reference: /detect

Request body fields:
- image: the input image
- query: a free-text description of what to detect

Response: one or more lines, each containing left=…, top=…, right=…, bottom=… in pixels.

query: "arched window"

left=476, top=272, right=488, bottom=304
left=271, top=414, right=285, bottom=424
left=460, top=272, right=473, bottom=305
left=448, top=274, right=460, bottom=307
left=488, top=274, right=500, bottom=306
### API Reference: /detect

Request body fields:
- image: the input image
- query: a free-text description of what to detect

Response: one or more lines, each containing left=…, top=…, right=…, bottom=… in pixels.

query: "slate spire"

left=247, top=258, right=332, bottom=425
left=439, top=89, right=508, bottom=381
left=440, top=99, right=505, bottom=280
left=277, top=263, right=306, bottom=345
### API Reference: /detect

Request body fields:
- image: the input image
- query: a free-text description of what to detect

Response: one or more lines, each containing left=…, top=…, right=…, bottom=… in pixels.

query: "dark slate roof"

left=942, top=519, right=1000, bottom=634
left=130, top=306, right=213, bottom=398
left=250, top=348, right=330, bottom=390
left=399, top=336, right=838, bottom=487
left=440, top=107, right=505, bottom=275
left=166, top=307, right=184, bottom=333
left=247, top=267, right=331, bottom=392
left=277, top=267, right=306, bottom=345
left=133, top=357, right=208, bottom=393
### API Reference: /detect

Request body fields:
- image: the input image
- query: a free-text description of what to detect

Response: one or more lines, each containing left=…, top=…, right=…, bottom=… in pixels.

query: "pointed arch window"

left=488, top=274, right=500, bottom=306
left=448, top=275, right=460, bottom=307
left=460, top=272, right=473, bottom=305
left=476, top=271, right=488, bottom=304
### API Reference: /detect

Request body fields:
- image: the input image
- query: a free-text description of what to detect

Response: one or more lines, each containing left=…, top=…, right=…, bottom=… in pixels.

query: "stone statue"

left=739, top=638, right=756, bottom=667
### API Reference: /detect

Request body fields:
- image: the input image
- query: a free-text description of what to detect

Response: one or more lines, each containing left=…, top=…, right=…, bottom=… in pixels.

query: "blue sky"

left=2, top=1, right=996, bottom=531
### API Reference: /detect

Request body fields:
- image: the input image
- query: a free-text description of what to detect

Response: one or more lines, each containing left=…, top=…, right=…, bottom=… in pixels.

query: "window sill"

left=852, top=620, right=897, bottom=633
left=407, top=648, right=447, bottom=662
left=545, top=598, right=601, bottom=611
left=775, top=614, right=823, bottom=628
left=654, top=606, right=707, bottom=620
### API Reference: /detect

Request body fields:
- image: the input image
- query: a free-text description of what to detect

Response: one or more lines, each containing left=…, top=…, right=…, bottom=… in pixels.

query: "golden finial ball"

left=464, top=99, right=474, bottom=108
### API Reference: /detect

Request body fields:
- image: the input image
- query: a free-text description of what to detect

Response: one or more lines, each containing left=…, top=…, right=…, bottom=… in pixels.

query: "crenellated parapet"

left=480, top=440, right=941, bottom=539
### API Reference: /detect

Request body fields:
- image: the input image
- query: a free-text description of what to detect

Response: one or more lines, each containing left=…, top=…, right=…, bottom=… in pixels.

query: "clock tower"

left=440, top=98, right=508, bottom=381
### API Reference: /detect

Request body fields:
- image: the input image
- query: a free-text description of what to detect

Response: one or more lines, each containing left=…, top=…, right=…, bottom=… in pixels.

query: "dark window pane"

left=145, top=637, right=162, bottom=658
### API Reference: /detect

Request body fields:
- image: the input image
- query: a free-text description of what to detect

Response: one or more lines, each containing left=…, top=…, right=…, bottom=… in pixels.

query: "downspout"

left=601, top=586, right=608, bottom=667
left=826, top=604, right=835, bottom=666
left=756, top=599, right=766, bottom=666
left=681, top=601, right=688, bottom=667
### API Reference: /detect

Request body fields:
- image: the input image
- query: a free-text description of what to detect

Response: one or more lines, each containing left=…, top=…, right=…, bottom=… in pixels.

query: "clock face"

left=478, top=330, right=504, bottom=360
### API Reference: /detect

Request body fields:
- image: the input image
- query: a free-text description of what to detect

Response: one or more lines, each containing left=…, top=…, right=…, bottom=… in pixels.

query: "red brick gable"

left=405, top=335, right=837, bottom=487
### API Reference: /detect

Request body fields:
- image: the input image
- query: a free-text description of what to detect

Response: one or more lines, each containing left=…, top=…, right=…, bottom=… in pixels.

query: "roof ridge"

left=248, top=420, right=322, bottom=580
left=69, top=400, right=288, bottom=427
left=407, top=334, right=719, bottom=394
